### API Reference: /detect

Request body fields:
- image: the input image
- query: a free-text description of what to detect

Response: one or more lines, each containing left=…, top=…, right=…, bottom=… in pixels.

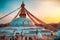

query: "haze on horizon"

left=0, top=0, right=60, bottom=24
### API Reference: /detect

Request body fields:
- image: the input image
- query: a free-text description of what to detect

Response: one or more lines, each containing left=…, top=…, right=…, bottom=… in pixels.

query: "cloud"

left=0, top=14, right=2, bottom=17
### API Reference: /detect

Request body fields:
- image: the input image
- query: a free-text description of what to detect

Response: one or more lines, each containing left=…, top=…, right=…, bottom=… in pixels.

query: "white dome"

left=10, top=17, right=33, bottom=26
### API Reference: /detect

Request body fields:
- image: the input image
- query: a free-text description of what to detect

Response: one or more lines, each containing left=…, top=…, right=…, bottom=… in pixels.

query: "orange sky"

left=26, top=0, right=60, bottom=24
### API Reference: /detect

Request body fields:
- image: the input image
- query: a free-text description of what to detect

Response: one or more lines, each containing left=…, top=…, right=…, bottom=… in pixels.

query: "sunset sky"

left=0, top=0, right=60, bottom=24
